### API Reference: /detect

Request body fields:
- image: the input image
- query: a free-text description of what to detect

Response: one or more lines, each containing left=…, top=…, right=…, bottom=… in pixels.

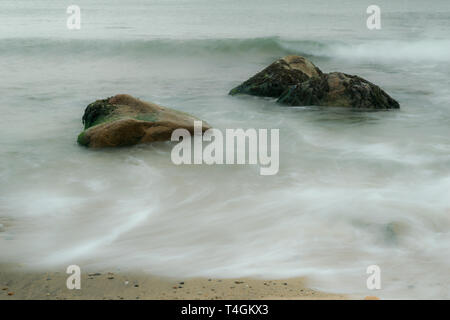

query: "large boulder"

left=277, top=72, right=400, bottom=109
left=77, top=94, right=210, bottom=148
left=229, top=55, right=323, bottom=98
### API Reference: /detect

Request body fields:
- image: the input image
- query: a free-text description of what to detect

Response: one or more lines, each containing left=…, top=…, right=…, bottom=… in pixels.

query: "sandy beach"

left=0, top=265, right=348, bottom=300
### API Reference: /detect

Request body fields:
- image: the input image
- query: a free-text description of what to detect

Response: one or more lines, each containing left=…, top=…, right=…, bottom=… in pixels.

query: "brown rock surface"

left=77, top=94, right=210, bottom=148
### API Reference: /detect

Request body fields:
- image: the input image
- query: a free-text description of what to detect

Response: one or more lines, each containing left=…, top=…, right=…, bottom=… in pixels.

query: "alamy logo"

left=366, top=265, right=381, bottom=290
left=366, top=5, right=381, bottom=30
left=171, top=121, right=279, bottom=175
left=67, top=5, right=81, bottom=30
left=66, top=265, right=81, bottom=289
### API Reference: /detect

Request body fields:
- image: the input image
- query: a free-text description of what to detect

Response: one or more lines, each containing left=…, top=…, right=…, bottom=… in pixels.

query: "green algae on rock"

left=77, top=94, right=210, bottom=148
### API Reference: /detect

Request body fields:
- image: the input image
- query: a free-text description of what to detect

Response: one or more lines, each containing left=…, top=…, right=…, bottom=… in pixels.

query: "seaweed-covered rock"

left=77, top=94, right=210, bottom=148
left=278, top=72, right=400, bottom=109
left=229, top=55, right=323, bottom=98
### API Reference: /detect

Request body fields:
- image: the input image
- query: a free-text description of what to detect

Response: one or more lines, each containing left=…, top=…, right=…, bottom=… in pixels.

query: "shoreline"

left=0, top=265, right=349, bottom=300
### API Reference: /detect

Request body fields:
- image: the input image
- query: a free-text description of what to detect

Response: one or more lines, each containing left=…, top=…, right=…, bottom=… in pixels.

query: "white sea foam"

left=279, top=39, right=450, bottom=63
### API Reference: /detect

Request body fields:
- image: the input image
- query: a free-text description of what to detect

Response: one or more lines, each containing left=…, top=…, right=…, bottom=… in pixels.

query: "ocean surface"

left=0, top=0, right=449, bottom=299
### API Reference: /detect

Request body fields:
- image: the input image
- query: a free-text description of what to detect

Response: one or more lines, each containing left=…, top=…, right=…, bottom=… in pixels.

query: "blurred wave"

left=1, top=37, right=449, bottom=63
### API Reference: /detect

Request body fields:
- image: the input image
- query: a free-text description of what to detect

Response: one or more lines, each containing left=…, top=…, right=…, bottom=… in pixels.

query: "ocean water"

left=0, top=0, right=449, bottom=299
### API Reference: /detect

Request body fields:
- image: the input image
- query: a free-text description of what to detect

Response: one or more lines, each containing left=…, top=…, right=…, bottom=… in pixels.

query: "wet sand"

left=0, top=265, right=349, bottom=300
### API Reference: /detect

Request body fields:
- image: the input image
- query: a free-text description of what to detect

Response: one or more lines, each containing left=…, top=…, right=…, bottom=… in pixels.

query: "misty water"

left=0, top=0, right=449, bottom=298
